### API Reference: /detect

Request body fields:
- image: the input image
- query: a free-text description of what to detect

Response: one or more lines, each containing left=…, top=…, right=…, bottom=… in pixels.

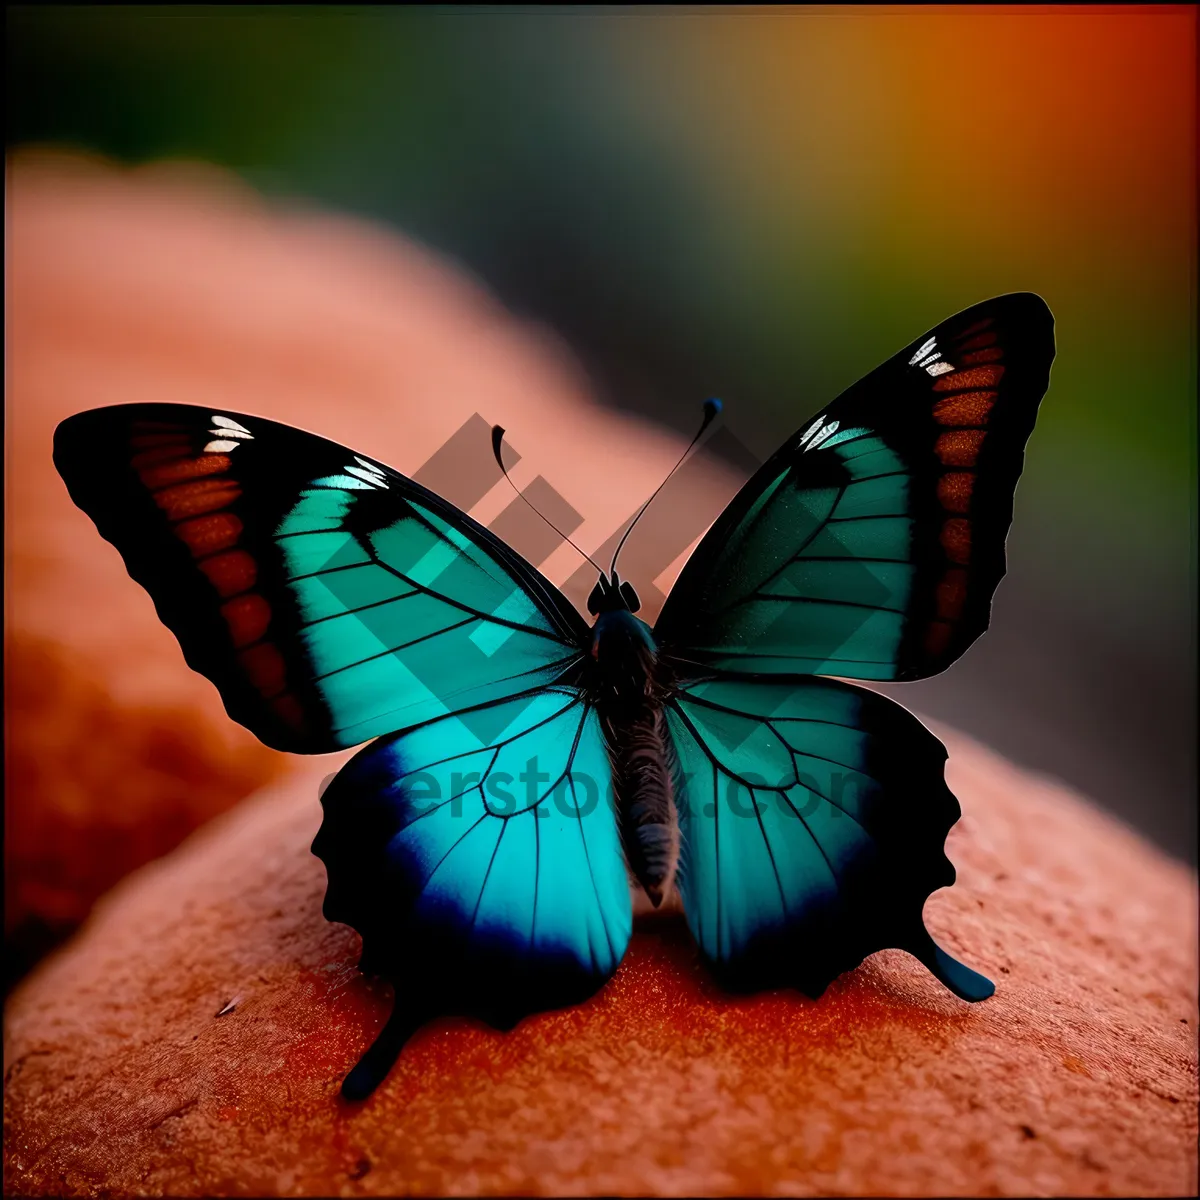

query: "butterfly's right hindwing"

left=667, top=676, right=994, bottom=1002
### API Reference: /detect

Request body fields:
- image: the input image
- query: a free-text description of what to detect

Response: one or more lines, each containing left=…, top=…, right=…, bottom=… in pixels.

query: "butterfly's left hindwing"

left=314, top=686, right=631, bottom=1098
left=667, top=677, right=993, bottom=1002
left=655, top=293, right=1054, bottom=682
left=53, top=405, right=588, bottom=753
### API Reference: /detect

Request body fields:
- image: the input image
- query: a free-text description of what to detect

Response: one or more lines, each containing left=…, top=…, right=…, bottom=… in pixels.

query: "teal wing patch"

left=276, top=469, right=581, bottom=747
left=666, top=676, right=994, bottom=1002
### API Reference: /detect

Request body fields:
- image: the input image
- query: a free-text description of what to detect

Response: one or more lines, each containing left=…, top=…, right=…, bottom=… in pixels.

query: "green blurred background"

left=7, top=5, right=1196, bottom=861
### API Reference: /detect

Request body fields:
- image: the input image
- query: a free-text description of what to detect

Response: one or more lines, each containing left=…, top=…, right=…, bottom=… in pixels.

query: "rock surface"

left=5, top=730, right=1196, bottom=1197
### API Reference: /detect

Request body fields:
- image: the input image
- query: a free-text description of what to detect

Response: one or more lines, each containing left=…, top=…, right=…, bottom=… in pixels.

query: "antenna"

left=609, top=398, right=722, bottom=576
left=491, top=426, right=604, bottom=574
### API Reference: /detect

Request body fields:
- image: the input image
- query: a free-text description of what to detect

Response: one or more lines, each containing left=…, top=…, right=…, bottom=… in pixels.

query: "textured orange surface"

left=3, top=635, right=277, bottom=944
left=4, top=151, right=741, bottom=972
left=4, top=735, right=1196, bottom=1197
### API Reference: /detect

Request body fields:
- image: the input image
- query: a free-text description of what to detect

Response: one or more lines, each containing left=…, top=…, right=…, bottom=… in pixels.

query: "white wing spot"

left=353, top=456, right=387, bottom=482
left=804, top=420, right=839, bottom=452
left=211, top=415, right=252, bottom=434
left=799, top=416, right=825, bottom=446
left=926, top=361, right=955, bottom=377
left=909, top=336, right=937, bottom=366
left=346, top=465, right=388, bottom=488
left=207, top=415, right=253, bottom=448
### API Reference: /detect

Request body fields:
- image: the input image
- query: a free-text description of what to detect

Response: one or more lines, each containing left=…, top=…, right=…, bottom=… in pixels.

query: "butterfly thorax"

left=587, top=608, right=681, bottom=909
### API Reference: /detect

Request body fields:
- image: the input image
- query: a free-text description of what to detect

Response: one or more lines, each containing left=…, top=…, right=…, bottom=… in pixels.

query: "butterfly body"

left=585, top=597, right=682, bottom=908
left=53, top=292, right=1055, bottom=1101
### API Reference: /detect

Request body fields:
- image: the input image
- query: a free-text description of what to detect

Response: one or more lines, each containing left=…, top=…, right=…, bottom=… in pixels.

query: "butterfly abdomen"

left=590, top=610, right=681, bottom=908
left=605, top=701, right=681, bottom=909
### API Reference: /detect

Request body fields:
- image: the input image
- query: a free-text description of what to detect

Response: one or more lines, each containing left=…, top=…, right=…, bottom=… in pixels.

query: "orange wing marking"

left=919, top=320, right=1011, bottom=661
left=128, top=419, right=309, bottom=732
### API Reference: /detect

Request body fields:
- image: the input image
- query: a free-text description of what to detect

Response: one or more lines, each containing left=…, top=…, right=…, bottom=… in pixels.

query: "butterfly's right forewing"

left=655, top=293, right=1055, bottom=682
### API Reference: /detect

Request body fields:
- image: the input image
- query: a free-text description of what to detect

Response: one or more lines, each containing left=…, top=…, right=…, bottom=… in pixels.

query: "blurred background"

left=5, top=6, right=1196, bottom=981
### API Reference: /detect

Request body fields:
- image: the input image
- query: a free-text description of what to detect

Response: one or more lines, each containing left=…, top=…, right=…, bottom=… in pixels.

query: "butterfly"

left=54, top=292, right=1054, bottom=1100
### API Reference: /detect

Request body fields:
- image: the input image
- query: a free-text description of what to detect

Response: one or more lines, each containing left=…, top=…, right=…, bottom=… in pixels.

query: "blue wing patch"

left=313, top=687, right=631, bottom=1098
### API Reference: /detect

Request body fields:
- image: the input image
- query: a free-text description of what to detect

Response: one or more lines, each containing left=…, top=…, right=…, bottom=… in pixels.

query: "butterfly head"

left=587, top=576, right=656, bottom=700
left=587, top=571, right=641, bottom=617
left=587, top=573, right=653, bottom=681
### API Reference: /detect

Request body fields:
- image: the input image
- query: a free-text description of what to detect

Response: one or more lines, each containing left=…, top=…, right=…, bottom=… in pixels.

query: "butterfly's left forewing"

left=53, top=404, right=589, bottom=753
